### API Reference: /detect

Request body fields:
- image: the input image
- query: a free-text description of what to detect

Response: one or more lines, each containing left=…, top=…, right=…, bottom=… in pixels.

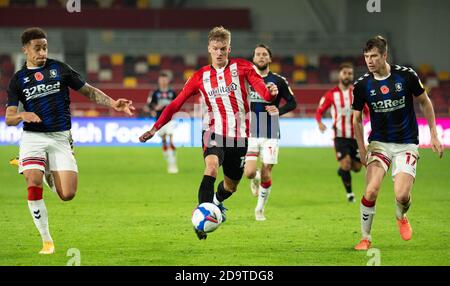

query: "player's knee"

left=352, top=164, right=362, bottom=173
left=244, top=167, right=256, bottom=179
left=365, top=186, right=380, bottom=201
left=59, top=191, right=76, bottom=201
left=261, top=167, right=272, bottom=182
left=204, top=164, right=218, bottom=177
left=26, top=176, right=43, bottom=187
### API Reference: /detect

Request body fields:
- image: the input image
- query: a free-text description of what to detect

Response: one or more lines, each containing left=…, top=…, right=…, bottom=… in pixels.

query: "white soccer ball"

left=191, top=203, right=223, bottom=233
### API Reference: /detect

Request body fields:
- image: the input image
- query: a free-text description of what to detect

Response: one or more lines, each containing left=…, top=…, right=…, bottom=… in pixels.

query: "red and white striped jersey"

left=154, top=58, right=274, bottom=138
left=316, top=86, right=368, bottom=139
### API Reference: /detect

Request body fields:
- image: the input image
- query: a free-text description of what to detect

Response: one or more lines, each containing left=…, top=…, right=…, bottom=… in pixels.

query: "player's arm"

left=353, top=110, right=366, bottom=166
left=277, top=78, right=297, bottom=116
left=352, top=84, right=367, bottom=166
left=245, top=64, right=278, bottom=101
left=139, top=74, right=199, bottom=142
left=5, top=106, right=42, bottom=126
left=77, top=83, right=135, bottom=116
left=315, top=92, right=332, bottom=132
left=5, top=76, right=42, bottom=126
left=416, top=91, right=443, bottom=158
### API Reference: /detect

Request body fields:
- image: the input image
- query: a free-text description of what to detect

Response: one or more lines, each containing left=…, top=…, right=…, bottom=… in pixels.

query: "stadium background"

left=0, top=0, right=449, bottom=266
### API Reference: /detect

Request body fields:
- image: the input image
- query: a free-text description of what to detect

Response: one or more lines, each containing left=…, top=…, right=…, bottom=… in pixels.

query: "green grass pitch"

left=0, top=146, right=449, bottom=266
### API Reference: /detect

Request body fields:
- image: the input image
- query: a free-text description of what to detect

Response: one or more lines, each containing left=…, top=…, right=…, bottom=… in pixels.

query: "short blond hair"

left=208, top=26, right=231, bottom=45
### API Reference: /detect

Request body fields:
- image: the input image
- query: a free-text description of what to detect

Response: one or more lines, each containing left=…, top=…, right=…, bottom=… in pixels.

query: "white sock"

left=167, top=149, right=177, bottom=167
left=256, top=183, right=271, bottom=211
left=28, top=200, right=53, bottom=243
left=395, top=197, right=411, bottom=219
left=360, top=202, right=376, bottom=241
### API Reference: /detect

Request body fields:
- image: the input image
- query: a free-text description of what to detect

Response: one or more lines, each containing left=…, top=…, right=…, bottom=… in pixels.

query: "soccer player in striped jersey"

left=352, top=36, right=443, bottom=250
left=244, top=44, right=297, bottom=221
left=5, top=27, right=135, bottom=254
left=316, top=62, right=369, bottom=203
left=139, top=26, right=278, bottom=239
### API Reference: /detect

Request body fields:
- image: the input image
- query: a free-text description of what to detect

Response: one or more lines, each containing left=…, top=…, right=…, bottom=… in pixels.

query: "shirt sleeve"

left=408, top=68, right=425, bottom=97
left=244, top=61, right=275, bottom=102
left=351, top=83, right=365, bottom=111
left=315, top=91, right=333, bottom=122
left=6, top=76, right=20, bottom=107
left=61, top=62, right=86, bottom=90
left=153, top=73, right=199, bottom=130
left=277, top=76, right=297, bottom=116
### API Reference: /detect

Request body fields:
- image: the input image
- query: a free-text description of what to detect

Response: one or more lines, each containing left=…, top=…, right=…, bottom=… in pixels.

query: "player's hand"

left=430, top=135, right=444, bottom=158
left=267, top=82, right=278, bottom=97
left=318, top=122, right=327, bottom=132
left=265, top=105, right=279, bottom=116
left=112, top=99, right=135, bottom=116
left=20, top=112, right=42, bottom=123
left=359, top=149, right=368, bottom=167
left=139, top=128, right=157, bottom=143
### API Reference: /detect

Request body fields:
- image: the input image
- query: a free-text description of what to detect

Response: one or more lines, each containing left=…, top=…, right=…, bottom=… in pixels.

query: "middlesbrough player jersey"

left=153, top=58, right=274, bottom=138
left=7, top=59, right=85, bottom=132
left=352, top=65, right=425, bottom=144
left=316, top=86, right=367, bottom=139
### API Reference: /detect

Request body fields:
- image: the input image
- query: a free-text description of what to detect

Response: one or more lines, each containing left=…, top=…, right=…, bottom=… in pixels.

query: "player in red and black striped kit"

left=316, top=62, right=369, bottom=202
left=139, top=26, right=278, bottom=239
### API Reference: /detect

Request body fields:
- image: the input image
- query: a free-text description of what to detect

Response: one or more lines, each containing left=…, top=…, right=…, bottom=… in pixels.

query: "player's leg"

left=213, top=144, right=247, bottom=220
left=392, top=145, right=419, bottom=241
left=338, top=154, right=355, bottom=202
left=194, top=142, right=223, bottom=240
left=23, top=169, right=55, bottom=254
left=198, top=153, right=221, bottom=204
left=254, top=163, right=273, bottom=221
left=47, top=131, right=79, bottom=201
left=244, top=137, right=261, bottom=196
left=167, top=133, right=178, bottom=174
left=335, top=138, right=355, bottom=202
left=19, top=132, right=55, bottom=254
left=355, top=142, right=391, bottom=250
left=254, top=138, right=279, bottom=220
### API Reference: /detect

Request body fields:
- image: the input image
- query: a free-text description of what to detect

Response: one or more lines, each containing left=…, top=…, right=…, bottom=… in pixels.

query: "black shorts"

left=334, top=137, right=361, bottom=162
left=202, top=132, right=248, bottom=181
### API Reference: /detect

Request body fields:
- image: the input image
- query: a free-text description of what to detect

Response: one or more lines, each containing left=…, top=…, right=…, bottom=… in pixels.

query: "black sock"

left=198, top=175, right=216, bottom=204
left=338, top=168, right=352, bottom=194
left=215, top=181, right=233, bottom=203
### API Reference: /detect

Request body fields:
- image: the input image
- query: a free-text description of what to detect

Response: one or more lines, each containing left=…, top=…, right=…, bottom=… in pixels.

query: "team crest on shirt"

left=370, top=89, right=377, bottom=96
left=23, top=77, right=30, bottom=84
left=231, top=69, right=238, bottom=77
left=380, top=85, right=390, bottom=94
left=50, top=69, right=58, bottom=78
left=34, top=72, right=44, bottom=81
left=395, top=83, right=403, bottom=92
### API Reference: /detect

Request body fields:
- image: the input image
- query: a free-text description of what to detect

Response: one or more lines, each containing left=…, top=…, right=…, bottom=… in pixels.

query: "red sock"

left=361, top=196, right=376, bottom=207
left=261, top=180, right=272, bottom=189
left=28, top=186, right=43, bottom=201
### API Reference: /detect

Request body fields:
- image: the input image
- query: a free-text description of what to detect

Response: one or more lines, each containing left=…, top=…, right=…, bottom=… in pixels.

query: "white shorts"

left=245, top=137, right=279, bottom=165
left=158, top=120, right=176, bottom=137
left=366, top=141, right=419, bottom=179
left=19, top=130, right=78, bottom=174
